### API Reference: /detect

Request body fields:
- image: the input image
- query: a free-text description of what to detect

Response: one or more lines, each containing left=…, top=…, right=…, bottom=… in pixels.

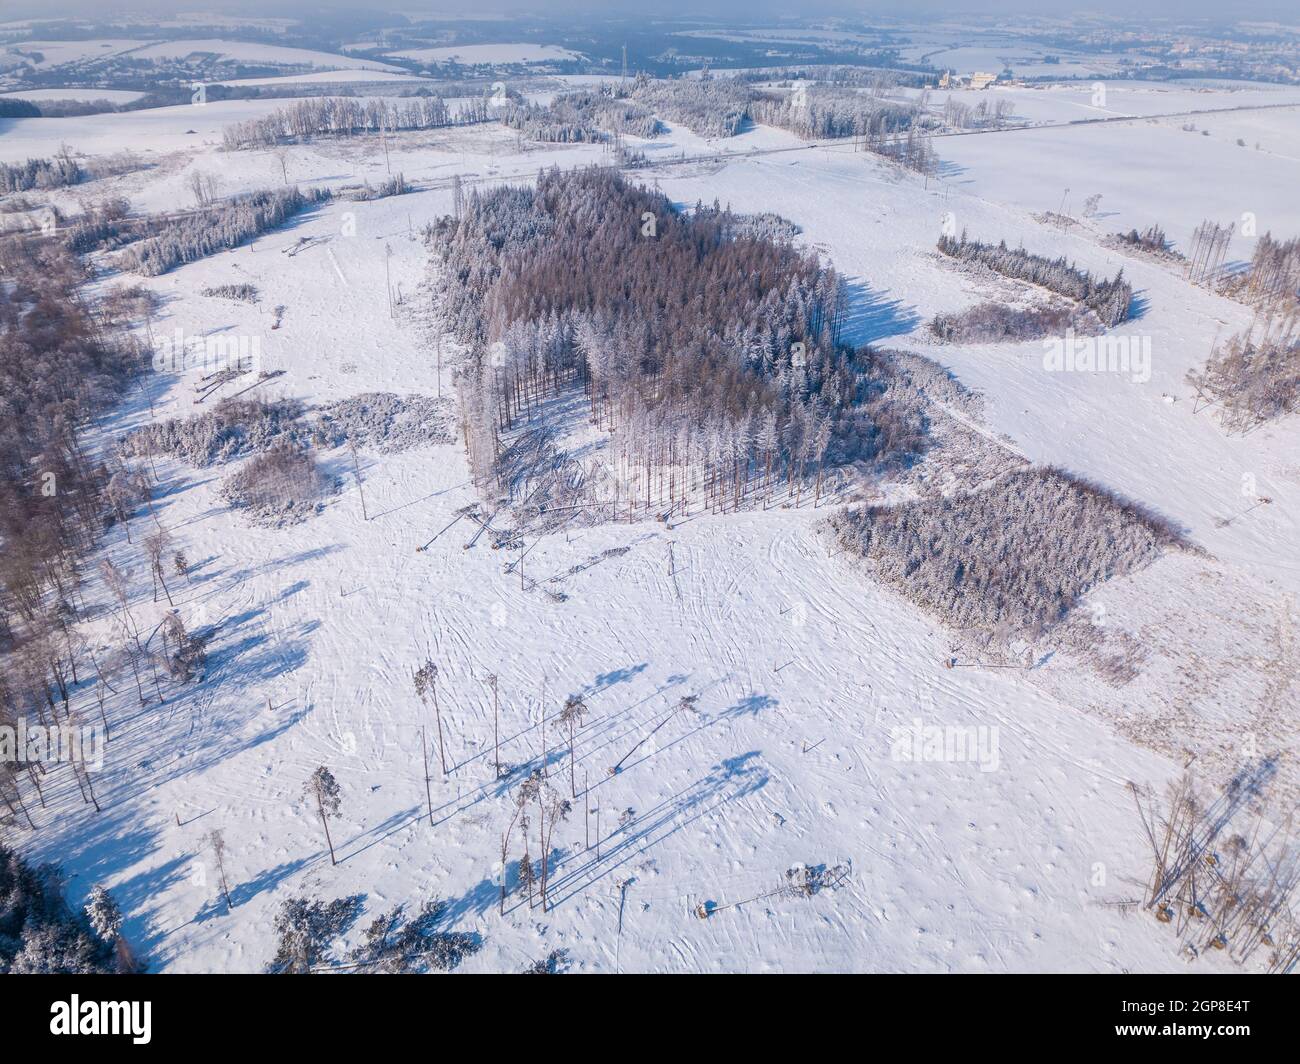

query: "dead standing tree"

left=206, top=827, right=234, bottom=910
left=1130, top=766, right=1299, bottom=970
left=143, top=529, right=174, bottom=606
left=305, top=765, right=343, bottom=866
left=414, top=659, right=448, bottom=775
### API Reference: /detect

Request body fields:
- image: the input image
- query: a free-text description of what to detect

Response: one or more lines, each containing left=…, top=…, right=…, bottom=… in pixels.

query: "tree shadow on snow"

left=839, top=277, right=921, bottom=346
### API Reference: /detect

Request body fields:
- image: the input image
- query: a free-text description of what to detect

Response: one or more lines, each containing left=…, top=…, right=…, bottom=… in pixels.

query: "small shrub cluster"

left=120, top=398, right=306, bottom=467
left=312, top=392, right=454, bottom=453
left=220, top=441, right=336, bottom=527
left=831, top=467, right=1185, bottom=639
left=938, top=231, right=1133, bottom=327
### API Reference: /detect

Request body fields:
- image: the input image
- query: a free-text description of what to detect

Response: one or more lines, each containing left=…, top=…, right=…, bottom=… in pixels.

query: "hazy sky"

left=3, top=1, right=1293, bottom=23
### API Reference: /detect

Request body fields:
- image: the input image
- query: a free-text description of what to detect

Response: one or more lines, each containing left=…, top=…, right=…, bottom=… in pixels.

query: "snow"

left=1, top=39, right=149, bottom=68
left=210, top=70, right=441, bottom=88
left=7, top=73, right=1298, bottom=973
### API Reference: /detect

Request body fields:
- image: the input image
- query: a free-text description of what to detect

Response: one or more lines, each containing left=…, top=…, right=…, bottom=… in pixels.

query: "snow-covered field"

left=3, top=72, right=1297, bottom=974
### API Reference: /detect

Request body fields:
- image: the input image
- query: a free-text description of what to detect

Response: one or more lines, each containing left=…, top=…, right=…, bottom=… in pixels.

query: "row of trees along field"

left=430, top=166, right=924, bottom=515
left=1187, top=315, right=1300, bottom=433
left=0, top=149, right=81, bottom=194
left=220, top=95, right=485, bottom=150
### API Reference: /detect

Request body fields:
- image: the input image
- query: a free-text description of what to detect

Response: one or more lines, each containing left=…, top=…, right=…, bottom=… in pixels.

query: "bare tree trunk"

left=421, top=725, right=434, bottom=827
left=318, top=798, right=336, bottom=865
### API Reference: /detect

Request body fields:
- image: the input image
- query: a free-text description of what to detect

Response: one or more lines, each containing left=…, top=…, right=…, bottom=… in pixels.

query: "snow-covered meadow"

left=1, top=72, right=1297, bottom=973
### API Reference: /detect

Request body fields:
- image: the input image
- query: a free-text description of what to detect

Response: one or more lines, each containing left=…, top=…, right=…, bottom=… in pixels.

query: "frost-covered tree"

left=429, top=167, right=924, bottom=517
left=0, top=149, right=80, bottom=193
left=84, top=885, right=123, bottom=943
left=1187, top=326, right=1300, bottom=432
